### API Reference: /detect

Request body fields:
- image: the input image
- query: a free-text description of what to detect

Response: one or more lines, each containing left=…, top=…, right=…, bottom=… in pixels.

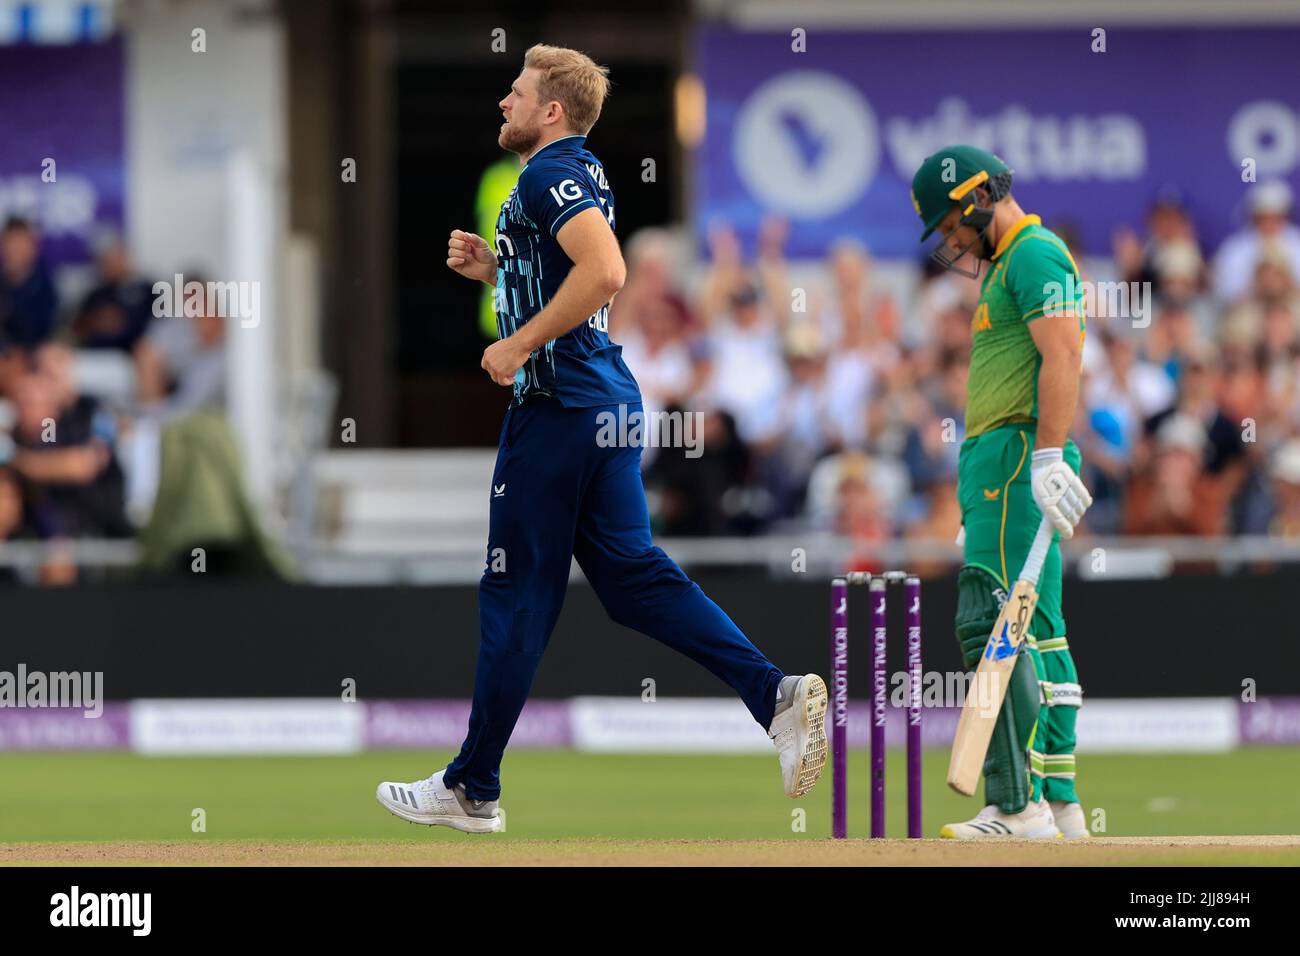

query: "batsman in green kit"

left=909, top=147, right=1094, bottom=839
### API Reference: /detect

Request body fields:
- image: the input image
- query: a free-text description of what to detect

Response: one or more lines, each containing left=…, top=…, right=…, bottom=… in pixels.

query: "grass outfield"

left=0, top=749, right=1295, bottom=864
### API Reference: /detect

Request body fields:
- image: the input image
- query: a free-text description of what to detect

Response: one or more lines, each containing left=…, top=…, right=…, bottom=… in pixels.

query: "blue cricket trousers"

left=443, top=397, right=784, bottom=800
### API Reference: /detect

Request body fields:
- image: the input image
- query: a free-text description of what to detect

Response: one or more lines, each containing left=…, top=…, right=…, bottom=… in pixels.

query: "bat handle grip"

left=1019, top=516, right=1054, bottom=587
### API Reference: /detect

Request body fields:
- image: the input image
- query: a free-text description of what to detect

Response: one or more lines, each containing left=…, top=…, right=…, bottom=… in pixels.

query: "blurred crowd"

left=9, top=176, right=1300, bottom=583
left=0, top=216, right=228, bottom=583
left=613, top=181, right=1300, bottom=562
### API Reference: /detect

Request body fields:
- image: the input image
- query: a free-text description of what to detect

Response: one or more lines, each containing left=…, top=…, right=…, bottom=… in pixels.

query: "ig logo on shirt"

left=548, top=179, right=583, bottom=205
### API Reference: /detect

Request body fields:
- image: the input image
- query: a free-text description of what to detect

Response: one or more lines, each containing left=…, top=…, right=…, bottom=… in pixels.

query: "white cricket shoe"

left=376, top=769, right=505, bottom=833
left=768, top=674, right=829, bottom=798
left=1050, top=800, right=1090, bottom=838
left=940, top=798, right=1059, bottom=839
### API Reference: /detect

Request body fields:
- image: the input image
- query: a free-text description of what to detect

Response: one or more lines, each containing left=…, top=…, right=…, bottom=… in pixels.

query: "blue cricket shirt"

left=492, top=135, right=641, bottom=407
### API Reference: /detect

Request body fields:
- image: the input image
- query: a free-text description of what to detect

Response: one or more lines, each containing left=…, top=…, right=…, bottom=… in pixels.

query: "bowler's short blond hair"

left=524, top=44, right=610, bottom=135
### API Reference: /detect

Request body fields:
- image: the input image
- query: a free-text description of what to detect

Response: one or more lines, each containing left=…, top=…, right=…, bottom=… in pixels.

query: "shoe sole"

left=938, top=823, right=1060, bottom=840
left=791, top=674, right=829, bottom=798
left=376, top=789, right=504, bottom=833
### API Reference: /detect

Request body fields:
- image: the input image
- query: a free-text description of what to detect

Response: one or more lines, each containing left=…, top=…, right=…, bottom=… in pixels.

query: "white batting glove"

left=1030, top=447, right=1093, bottom=540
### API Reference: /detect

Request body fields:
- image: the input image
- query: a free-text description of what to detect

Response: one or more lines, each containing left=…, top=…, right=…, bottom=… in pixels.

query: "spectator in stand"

left=898, top=348, right=965, bottom=565
left=8, top=369, right=108, bottom=521
left=1074, top=368, right=1129, bottom=535
left=7, top=345, right=130, bottom=538
left=0, top=341, right=27, bottom=398
left=903, top=348, right=965, bottom=493
left=1124, top=413, right=1227, bottom=536
left=932, top=298, right=974, bottom=360
left=617, top=295, right=696, bottom=418
left=643, top=407, right=755, bottom=536
left=72, top=235, right=156, bottom=352
left=696, top=222, right=745, bottom=322
left=1146, top=349, right=1249, bottom=524
left=818, top=239, right=897, bottom=450
left=865, top=340, right=923, bottom=464
left=1259, top=302, right=1300, bottom=385
left=1221, top=336, right=1285, bottom=526
left=1222, top=250, right=1300, bottom=347
left=1087, top=324, right=1176, bottom=447
left=696, top=217, right=792, bottom=331
left=768, top=321, right=832, bottom=517
left=1080, top=325, right=1176, bottom=531
left=1113, top=186, right=1201, bottom=289
left=698, top=278, right=788, bottom=451
left=903, top=476, right=963, bottom=577
left=820, top=238, right=901, bottom=349
left=134, top=278, right=227, bottom=418
left=1212, top=181, right=1300, bottom=305
left=911, top=251, right=980, bottom=345
left=1144, top=291, right=1210, bottom=388
left=1218, top=339, right=1276, bottom=451
left=612, top=230, right=700, bottom=439
left=1275, top=306, right=1300, bottom=435
left=1150, top=239, right=1215, bottom=339
left=1146, top=349, right=1245, bottom=475
left=0, top=464, right=76, bottom=585
left=611, top=228, right=688, bottom=322
left=37, top=343, right=131, bottom=537
left=1266, top=439, right=1300, bottom=537
left=834, top=452, right=893, bottom=573
left=693, top=219, right=794, bottom=451
left=0, top=464, right=33, bottom=584
left=0, top=217, right=57, bottom=349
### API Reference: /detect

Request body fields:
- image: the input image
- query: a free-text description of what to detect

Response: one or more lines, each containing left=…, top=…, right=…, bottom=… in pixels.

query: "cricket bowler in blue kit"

left=377, top=45, right=828, bottom=832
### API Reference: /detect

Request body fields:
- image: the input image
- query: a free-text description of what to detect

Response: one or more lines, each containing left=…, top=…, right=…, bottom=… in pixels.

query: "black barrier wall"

left=7, top=570, right=1297, bottom=698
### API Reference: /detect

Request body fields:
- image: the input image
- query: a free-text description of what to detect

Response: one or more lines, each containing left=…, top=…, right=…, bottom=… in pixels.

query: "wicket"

left=830, top=571, right=923, bottom=839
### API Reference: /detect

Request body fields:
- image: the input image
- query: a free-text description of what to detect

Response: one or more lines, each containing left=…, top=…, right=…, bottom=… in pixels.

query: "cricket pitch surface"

left=4, top=836, right=1298, bottom=867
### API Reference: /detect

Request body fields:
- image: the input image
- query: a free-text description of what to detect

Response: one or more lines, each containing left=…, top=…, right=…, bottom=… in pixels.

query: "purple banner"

left=0, top=703, right=129, bottom=750
left=365, top=700, right=572, bottom=749
left=1, top=698, right=1293, bottom=751
left=1238, top=697, right=1300, bottom=745
left=0, top=38, right=125, bottom=264
left=694, top=26, right=1300, bottom=258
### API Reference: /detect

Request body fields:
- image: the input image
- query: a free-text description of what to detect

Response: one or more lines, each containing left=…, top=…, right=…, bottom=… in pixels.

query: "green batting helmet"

left=910, top=145, right=1013, bottom=241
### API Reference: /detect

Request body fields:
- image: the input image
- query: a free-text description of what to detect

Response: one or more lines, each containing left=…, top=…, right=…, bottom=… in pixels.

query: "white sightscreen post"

left=225, top=149, right=276, bottom=508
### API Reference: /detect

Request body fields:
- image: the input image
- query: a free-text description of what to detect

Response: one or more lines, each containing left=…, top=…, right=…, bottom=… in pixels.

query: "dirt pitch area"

left=3, top=836, right=1298, bottom=867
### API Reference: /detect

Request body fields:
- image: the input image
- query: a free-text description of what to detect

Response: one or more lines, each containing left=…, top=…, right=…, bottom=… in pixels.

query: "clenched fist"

left=447, top=229, right=497, bottom=284
left=481, top=336, right=531, bottom=387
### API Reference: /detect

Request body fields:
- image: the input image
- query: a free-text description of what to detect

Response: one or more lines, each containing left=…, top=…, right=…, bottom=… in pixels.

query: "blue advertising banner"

left=694, top=26, right=1300, bottom=259
left=0, top=38, right=125, bottom=265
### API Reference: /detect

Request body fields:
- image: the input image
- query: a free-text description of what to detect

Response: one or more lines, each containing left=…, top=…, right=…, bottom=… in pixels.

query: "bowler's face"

left=498, top=68, right=545, bottom=155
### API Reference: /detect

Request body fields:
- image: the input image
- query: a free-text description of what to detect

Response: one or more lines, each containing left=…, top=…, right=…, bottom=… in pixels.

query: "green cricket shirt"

left=966, top=214, right=1086, bottom=438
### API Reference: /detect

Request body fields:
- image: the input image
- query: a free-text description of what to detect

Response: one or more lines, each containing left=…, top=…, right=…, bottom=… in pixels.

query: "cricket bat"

left=947, top=515, right=1055, bottom=796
